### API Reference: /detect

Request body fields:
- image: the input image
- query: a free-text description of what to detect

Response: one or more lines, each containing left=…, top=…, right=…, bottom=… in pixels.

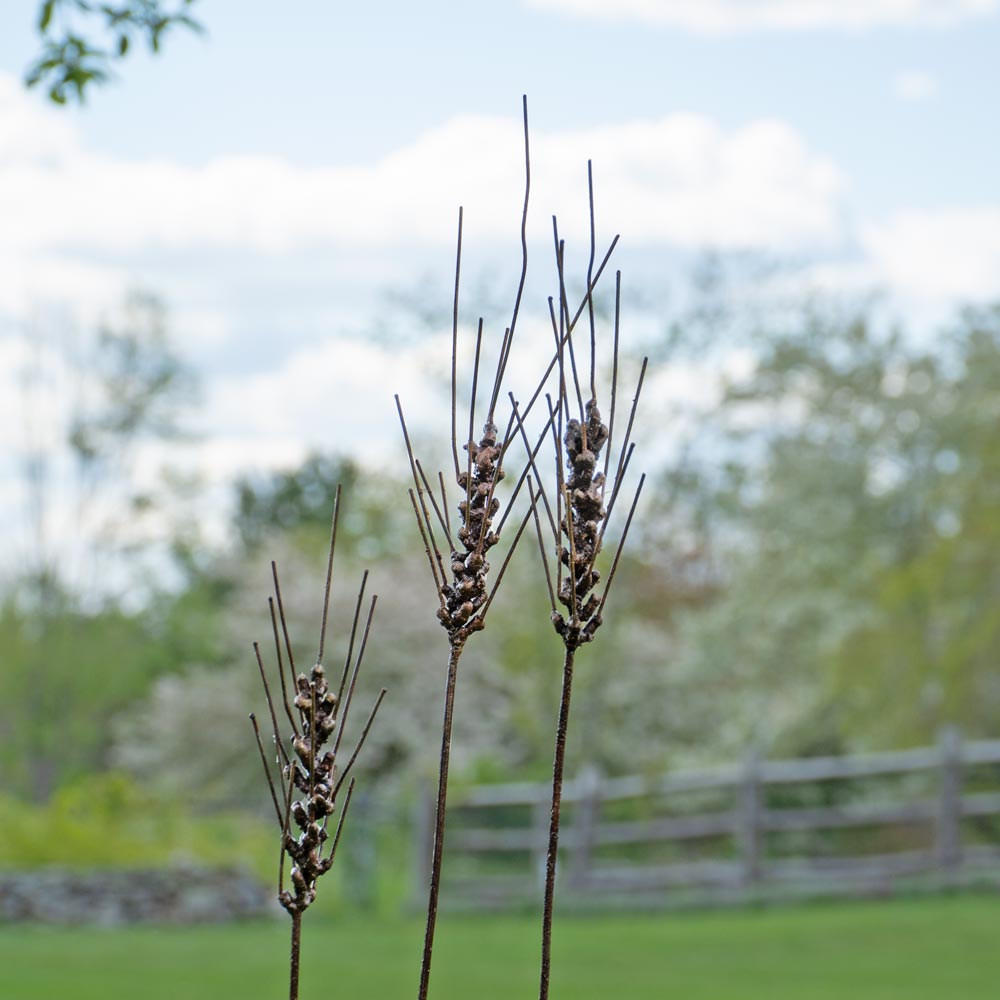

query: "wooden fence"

left=414, top=729, right=1000, bottom=909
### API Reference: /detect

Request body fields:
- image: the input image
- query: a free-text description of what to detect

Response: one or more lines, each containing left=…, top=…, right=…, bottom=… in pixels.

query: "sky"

left=0, top=0, right=998, bottom=567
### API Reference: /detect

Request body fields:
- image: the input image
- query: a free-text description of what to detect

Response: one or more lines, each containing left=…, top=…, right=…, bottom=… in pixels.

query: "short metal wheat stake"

left=527, top=165, right=647, bottom=1000
left=249, top=485, right=386, bottom=1000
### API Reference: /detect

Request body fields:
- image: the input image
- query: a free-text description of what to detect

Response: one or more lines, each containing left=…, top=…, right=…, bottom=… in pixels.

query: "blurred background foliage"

left=26, top=0, right=202, bottom=103
left=4, top=271, right=1000, bottom=895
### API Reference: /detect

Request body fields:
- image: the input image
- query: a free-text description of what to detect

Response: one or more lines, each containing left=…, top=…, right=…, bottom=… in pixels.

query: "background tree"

left=662, top=300, right=1000, bottom=756
left=26, top=0, right=202, bottom=103
left=14, top=289, right=199, bottom=606
left=0, top=291, right=208, bottom=800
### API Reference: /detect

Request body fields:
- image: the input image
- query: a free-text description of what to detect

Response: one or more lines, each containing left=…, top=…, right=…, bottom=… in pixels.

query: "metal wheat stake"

left=249, top=486, right=386, bottom=1000
left=530, top=164, right=647, bottom=1000
left=395, top=96, right=541, bottom=1000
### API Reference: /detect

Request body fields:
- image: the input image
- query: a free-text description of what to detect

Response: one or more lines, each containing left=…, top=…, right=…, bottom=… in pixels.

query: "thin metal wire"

left=316, top=483, right=341, bottom=664
left=561, top=483, right=580, bottom=621
left=451, top=207, right=463, bottom=480
left=546, top=394, right=566, bottom=601
left=308, top=681, right=316, bottom=803
left=528, top=477, right=557, bottom=613
left=586, top=161, right=597, bottom=403
left=331, top=688, right=387, bottom=800
left=278, top=756, right=296, bottom=897
left=437, top=470, right=452, bottom=543
left=271, top=561, right=298, bottom=689
left=466, top=319, right=484, bottom=521
left=610, top=357, right=648, bottom=502
left=595, top=474, right=646, bottom=619
left=600, top=443, right=635, bottom=545
left=474, top=498, right=537, bottom=625
left=416, top=459, right=455, bottom=551
left=250, top=713, right=284, bottom=825
left=253, top=641, right=290, bottom=768
left=507, top=393, right=558, bottom=541
left=474, top=405, right=519, bottom=557
left=601, top=270, right=622, bottom=500
left=337, top=570, right=369, bottom=713
left=331, top=594, right=378, bottom=762
left=516, top=235, right=620, bottom=431
left=325, top=777, right=356, bottom=864
left=488, top=93, right=531, bottom=424
left=407, top=489, right=446, bottom=606
left=269, top=597, right=300, bottom=736
left=396, top=396, right=448, bottom=583
left=552, top=222, right=585, bottom=425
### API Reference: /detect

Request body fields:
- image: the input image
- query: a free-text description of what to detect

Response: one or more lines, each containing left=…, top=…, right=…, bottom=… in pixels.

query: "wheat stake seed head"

left=248, top=493, right=385, bottom=920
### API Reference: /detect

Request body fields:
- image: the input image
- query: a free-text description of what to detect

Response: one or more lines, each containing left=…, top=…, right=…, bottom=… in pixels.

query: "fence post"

left=936, top=726, right=963, bottom=883
left=569, top=765, right=602, bottom=891
left=737, top=747, right=762, bottom=890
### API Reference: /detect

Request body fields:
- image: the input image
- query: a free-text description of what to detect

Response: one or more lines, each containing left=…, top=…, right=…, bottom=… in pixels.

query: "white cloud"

left=0, top=74, right=78, bottom=165
left=861, top=208, right=1000, bottom=301
left=204, top=333, right=449, bottom=467
left=892, top=71, right=939, bottom=101
left=0, top=73, right=844, bottom=262
left=525, top=0, right=996, bottom=31
left=0, top=251, right=128, bottom=321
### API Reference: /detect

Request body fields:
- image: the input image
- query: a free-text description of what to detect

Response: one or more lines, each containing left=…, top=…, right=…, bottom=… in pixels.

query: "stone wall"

left=0, top=865, right=272, bottom=924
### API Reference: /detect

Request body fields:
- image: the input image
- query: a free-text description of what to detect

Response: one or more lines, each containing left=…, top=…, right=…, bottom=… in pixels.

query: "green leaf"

left=39, top=0, right=55, bottom=32
left=117, top=33, right=128, bottom=56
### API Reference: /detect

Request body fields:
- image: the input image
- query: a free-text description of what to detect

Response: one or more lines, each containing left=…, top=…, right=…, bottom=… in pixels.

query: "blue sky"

left=2, top=0, right=997, bottom=212
left=0, top=0, right=998, bottom=558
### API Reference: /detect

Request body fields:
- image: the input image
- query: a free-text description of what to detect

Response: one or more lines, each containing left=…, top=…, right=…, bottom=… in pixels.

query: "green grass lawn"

left=1, top=895, right=998, bottom=999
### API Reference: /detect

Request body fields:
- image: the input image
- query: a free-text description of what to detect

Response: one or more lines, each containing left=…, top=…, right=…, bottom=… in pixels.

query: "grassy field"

left=1, top=895, right=998, bottom=998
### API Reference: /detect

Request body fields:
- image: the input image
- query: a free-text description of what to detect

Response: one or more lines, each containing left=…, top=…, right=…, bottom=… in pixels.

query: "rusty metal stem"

left=418, top=642, right=463, bottom=1000
left=539, top=644, right=576, bottom=1000
left=289, top=910, right=302, bottom=1000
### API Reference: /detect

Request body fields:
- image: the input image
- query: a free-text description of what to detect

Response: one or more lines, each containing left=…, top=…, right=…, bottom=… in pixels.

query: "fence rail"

left=414, top=729, right=1000, bottom=909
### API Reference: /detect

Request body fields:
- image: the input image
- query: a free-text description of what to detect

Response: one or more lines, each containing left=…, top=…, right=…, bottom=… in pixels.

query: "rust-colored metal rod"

left=528, top=477, right=557, bottom=613
left=397, top=396, right=448, bottom=583
left=507, top=394, right=558, bottom=542
left=289, top=911, right=302, bottom=1000
left=271, top=560, right=298, bottom=692
left=586, top=160, right=598, bottom=403
left=269, top=597, right=301, bottom=737
left=552, top=223, right=584, bottom=424
left=517, top=235, right=620, bottom=431
left=336, top=570, right=369, bottom=716
left=466, top=319, right=485, bottom=518
left=249, top=713, right=284, bottom=826
left=326, top=777, right=356, bottom=864
left=538, top=645, right=577, bottom=1000
left=317, top=483, right=341, bottom=663
left=331, top=594, right=378, bottom=762
left=416, top=459, right=456, bottom=551
left=601, top=271, right=622, bottom=499
left=407, top=489, right=447, bottom=610
left=332, top=687, right=387, bottom=800
left=487, top=94, right=531, bottom=424
left=451, top=207, right=464, bottom=480
left=417, top=643, right=462, bottom=1000
left=475, top=496, right=537, bottom=625
left=595, top=473, right=646, bottom=620
left=253, top=641, right=290, bottom=768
